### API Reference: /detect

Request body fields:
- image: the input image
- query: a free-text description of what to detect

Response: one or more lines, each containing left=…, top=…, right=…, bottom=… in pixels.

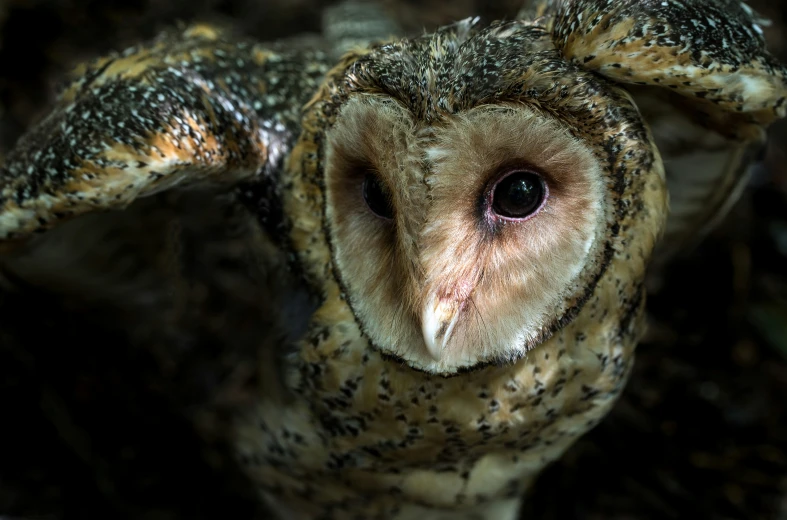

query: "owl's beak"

left=421, top=295, right=463, bottom=361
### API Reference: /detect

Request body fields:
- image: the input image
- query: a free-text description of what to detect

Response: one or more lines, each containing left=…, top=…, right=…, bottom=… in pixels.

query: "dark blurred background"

left=0, top=1, right=785, bottom=519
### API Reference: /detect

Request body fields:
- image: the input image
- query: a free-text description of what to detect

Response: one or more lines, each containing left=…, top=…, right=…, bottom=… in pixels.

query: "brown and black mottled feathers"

left=528, top=0, right=787, bottom=126
left=521, top=0, right=787, bottom=265
left=0, top=24, right=330, bottom=244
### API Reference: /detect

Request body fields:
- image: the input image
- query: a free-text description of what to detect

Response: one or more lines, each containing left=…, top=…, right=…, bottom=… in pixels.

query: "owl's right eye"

left=362, top=172, right=394, bottom=219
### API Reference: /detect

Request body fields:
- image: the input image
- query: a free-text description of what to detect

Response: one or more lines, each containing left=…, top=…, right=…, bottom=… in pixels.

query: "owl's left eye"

left=490, top=170, right=546, bottom=220
left=363, top=172, right=394, bottom=219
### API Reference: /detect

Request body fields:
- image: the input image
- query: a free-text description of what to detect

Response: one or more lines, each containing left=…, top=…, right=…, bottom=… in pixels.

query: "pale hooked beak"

left=421, top=295, right=463, bottom=361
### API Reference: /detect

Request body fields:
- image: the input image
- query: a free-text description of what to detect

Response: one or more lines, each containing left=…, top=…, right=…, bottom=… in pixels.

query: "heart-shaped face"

left=324, top=95, right=609, bottom=374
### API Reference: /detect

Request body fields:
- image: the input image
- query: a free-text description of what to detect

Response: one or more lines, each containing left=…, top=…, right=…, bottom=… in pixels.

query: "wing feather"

left=0, top=24, right=329, bottom=242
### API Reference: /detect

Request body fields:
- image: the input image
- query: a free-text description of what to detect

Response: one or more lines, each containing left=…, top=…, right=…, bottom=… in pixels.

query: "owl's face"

left=324, top=97, right=609, bottom=373
left=303, top=20, right=664, bottom=375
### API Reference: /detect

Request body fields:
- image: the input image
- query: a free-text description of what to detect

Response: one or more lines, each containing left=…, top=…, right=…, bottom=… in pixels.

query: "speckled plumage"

left=0, top=24, right=330, bottom=242
left=1, top=1, right=785, bottom=519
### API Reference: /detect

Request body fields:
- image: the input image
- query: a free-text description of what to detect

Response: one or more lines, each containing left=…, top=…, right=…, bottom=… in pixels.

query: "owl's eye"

left=491, top=170, right=546, bottom=219
left=362, top=172, right=394, bottom=219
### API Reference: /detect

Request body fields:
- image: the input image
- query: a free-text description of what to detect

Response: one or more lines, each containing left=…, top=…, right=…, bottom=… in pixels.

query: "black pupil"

left=491, top=171, right=544, bottom=219
left=363, top=173, right=394, bottom=219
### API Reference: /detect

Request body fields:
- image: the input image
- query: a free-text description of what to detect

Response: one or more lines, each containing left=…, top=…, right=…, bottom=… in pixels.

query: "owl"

left=1, top=1, right=786, bottom=519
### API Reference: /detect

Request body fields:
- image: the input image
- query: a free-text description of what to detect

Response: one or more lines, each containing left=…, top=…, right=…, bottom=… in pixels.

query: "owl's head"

left=292, top=19, right=660, bottom=375
left=292, top=3, right=784, bottom=374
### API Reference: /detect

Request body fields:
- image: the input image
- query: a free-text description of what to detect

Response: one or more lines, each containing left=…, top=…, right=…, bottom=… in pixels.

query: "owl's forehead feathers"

left=340, top=19, right=566, bottom=122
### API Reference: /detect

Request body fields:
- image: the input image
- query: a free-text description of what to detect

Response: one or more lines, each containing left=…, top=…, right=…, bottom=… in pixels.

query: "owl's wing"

left=0, top=19, right=325, bottom=406
left=0, top=24, right=324, bottom=515
left=537, top=0, right=787, bottom=262
left=0, top=24, right=329, bottom=246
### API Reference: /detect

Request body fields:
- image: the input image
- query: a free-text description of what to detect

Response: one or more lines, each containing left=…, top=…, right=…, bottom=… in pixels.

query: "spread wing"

left=0, top=21, right=328, bottom=400
left=527, top=0, right=787, bottom=263
left=0, top=24, right=328, bottom=244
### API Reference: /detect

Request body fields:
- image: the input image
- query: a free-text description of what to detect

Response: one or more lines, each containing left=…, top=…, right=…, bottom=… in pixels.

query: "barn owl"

left=1, top=1, right=785, bottom=519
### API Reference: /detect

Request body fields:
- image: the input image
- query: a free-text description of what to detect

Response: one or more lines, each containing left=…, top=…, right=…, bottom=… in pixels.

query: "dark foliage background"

left=0, top=1, right=785, bottom=519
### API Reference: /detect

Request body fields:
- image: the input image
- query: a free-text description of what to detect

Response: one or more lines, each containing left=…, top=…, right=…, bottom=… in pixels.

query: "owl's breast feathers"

left=239, top=242, right=649, bottom=517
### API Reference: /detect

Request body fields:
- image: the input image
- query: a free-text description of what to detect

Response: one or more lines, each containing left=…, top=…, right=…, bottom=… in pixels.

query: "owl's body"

left=1, top=1, right=786, bottom=519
